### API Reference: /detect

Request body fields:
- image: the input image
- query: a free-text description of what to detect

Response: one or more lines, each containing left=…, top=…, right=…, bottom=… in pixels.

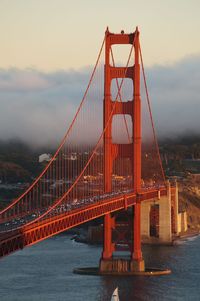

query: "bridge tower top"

left=103, top=27, right=141, bottom=194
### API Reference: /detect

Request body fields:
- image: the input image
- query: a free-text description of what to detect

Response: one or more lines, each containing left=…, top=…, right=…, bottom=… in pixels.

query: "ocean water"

left=0, top=234, right=200, bottom=301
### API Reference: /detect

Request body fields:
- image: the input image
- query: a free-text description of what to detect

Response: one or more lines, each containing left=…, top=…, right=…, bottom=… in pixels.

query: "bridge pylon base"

left=74, top=266, right=171, bottom=276
left=99, top=257, right=145, bottom=273
left=130, top=259, right=145, bottom=272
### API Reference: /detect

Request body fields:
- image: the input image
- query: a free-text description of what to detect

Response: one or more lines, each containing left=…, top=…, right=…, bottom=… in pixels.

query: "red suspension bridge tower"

left=100, top=27, right=145, bottom=273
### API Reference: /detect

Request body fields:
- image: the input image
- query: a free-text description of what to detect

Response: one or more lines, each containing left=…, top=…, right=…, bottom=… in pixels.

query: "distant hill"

left=0, top=135, right=200, bottom=182
left=159, top=134, right=200, bottom=176
left=0, top=161, right=30, bottom=182
left=0, top=139, right=55, bottom=183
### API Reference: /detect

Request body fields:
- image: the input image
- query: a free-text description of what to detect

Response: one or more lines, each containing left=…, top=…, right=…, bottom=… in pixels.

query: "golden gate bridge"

left=0, top=27, right=175, bottom=274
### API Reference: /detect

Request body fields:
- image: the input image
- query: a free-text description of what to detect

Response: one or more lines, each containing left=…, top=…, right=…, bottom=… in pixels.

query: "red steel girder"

left=0, top=188, right=167, bottom=258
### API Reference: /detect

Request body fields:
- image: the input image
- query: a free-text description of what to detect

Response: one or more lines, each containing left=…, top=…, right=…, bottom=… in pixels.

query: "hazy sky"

left=0, top=0, right=200, bottom=147
left=0, top=0, right=200, bottom=70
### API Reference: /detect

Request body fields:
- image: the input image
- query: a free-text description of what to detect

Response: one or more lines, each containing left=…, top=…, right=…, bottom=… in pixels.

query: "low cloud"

left=0, top=55, right=199, bottom=148
left=0, top=67, right=92, bottom=147
left=0, top=69, right=50, bottom=91
left=144, top=55, right=200, bottom=139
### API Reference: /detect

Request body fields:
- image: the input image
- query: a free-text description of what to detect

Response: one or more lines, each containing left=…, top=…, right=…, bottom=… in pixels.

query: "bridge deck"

left=0, top=188, right=168, bottom=258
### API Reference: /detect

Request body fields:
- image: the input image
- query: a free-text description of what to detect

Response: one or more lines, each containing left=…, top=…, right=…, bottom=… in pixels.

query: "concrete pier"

left=140, top=181, right=187, bottom=244
left=159, top=194, right=172, bottom=243
left=99, top=258, right=145, bottom=273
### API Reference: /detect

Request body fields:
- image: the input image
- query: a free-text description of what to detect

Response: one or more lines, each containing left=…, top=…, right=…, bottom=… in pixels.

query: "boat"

left=111, top=287, right=120, bottom=301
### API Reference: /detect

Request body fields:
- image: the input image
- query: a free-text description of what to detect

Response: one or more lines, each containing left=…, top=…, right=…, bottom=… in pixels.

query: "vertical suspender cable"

left=139, top=42, right=166, bottom=184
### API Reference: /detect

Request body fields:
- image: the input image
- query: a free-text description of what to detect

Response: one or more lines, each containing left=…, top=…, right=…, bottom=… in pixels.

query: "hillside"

left=0, top=140, right=51, bottom=183
left=159, top=134, right=200, bottom=176
left=0, top=161, right=30, bottom=182
left=0, top=137, right=200, bottom=229
left=178, top=176, right=200, bottom=230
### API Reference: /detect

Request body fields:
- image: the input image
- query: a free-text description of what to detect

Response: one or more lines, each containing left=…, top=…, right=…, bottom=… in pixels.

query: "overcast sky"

left=0, top=1, right=199, bottom=147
